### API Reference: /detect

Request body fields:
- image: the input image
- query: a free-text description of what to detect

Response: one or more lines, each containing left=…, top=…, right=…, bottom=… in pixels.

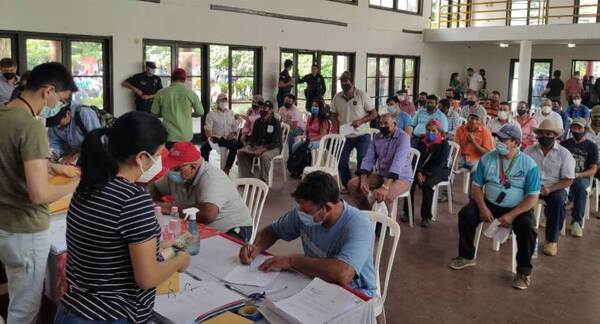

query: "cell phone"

left=496, top=192, right=506, bottom=204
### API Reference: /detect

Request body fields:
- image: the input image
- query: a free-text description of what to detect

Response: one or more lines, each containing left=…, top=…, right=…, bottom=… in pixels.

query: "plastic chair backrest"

left=447, top=141, right=461, bottom=180
left=234, top=178, right=269, bottom=244
left=280, top=123, right=291, bottom=156
left=409, top=148, right=420, bottom=178
left=315, top=134, right=347, bottom=169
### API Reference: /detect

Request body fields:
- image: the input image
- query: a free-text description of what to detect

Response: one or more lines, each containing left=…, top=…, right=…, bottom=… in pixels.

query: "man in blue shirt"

left=449, top=124, right=541, bottom=290
left=47, top=104, right=101, bottom=164
left=566, top=94, right=590, bottom=120
left=238, top=171, right=377, bottom=297
left=411, top=94, right=448, bottom=146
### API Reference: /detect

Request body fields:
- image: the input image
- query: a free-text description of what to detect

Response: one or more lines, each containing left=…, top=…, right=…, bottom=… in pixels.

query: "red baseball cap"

left=172, top=68, right=187, bottom=81
left=164, top=142, right=200, bottom=169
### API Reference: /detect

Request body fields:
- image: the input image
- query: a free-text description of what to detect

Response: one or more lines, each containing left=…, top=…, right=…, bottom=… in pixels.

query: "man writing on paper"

left=239, top=171, right=377, bottom=297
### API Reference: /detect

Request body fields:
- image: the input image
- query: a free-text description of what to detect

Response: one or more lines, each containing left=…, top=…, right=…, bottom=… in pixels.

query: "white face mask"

left=497, top=111, right=509, bottom=121
left=542, top=106, right=552, bottom=114
left=573, top=99, right=582, bottom=106
left=218, top=102, right=228, bottom=110
left=138, top=153, right=162, bottom=183
left=397, top=94, right=406, bottom=101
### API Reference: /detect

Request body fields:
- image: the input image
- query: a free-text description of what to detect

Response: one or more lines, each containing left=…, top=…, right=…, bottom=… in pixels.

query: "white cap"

left=183, top=207, right=199, bottom=221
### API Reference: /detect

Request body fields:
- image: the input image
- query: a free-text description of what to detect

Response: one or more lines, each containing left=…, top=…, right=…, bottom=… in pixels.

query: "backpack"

left=74, top=105, right=116, bottom=134
left=286, top=140, right=312, bottom=178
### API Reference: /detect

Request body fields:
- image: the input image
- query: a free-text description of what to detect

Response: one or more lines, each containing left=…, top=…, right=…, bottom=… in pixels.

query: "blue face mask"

left=168, top=170, right=186, bottom=185
left=426, top=132, right=438, bottom=142
left=39, top=100, right=65, bottom=118
left=310, top=106, right=319, bottom=117
left=496, top=141, right=510, bottom=156
left=297, top=210, right=323, bottom=227
left=387, top=105, right=396, bottom=113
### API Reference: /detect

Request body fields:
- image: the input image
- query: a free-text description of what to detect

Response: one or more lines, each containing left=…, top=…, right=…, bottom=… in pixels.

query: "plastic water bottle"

left=533, top=238, right=539, bottom=259
left=184, top=207, right=200, bottom=256
left=170, top=206, right=179, bottom=218
left=154, top=206, right=162, bottom=219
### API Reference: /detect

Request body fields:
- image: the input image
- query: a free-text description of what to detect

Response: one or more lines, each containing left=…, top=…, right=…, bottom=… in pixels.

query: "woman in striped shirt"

left=55, top=111, right=190, bottom=323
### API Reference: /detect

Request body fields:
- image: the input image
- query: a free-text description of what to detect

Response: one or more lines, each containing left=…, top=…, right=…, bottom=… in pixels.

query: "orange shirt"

left=455, top=124, right=494, bottom=163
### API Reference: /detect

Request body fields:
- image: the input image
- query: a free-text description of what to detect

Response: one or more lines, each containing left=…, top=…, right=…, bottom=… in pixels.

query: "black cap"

left=145, top=61, right=157, bottom=69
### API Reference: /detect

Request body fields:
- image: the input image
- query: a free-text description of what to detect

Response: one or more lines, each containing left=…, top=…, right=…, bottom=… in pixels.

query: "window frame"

left=571, top=59, right=600, bottom=77
left=574, top=0, right=600, bottom=23
left=366, top=53, right=420, bottom=110
left=0, top=33, right=17, bottom=61
left=507, top=58, right=553, bottom=107
left=327, top=0, right=359, bottom=5
left=369, top=0, right=423, bottom=16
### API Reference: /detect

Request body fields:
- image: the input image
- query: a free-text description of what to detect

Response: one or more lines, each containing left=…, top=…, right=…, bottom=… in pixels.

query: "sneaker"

left=399, top=214, right=409, bottom=223
left=448, top=256, right=476, bottom=270
left=421, top=218, right=432, bottom=228
left=571, top=222, right=583, bottom=238
left=512, top=273, right=530, bottom=290
left=543, top=242, right=558, bottom=256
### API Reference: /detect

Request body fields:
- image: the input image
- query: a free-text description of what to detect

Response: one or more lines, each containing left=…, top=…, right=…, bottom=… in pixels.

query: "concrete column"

left=517, top=40, right=532, bottom=102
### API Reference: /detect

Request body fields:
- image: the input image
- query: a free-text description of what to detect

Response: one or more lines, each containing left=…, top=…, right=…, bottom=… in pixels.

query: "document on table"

left=339, top=123, right=358, bottom=137
left=265, top=277, right=363, bottom=324
left=154, top=273, right=244, bottom=324
left=484, top=219, right=512, bottom=244
left=222, top=254, right=280, bottom=287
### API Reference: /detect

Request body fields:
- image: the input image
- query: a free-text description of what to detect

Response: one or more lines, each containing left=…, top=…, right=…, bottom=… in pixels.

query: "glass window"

left=26, top=38, right=62, bottom=70
left=230, top=49, right=255, bottom=113
left=508, top=59, right=552, bottom=109
left=370, top=0, right=420, bottom=13
left=573, top=60, right=600, bottom=79
left=0, top=37, right=11, bottom=59
left=145, top=45, right=172, bottom=87
left=71, top=41, right=104, bottom=108
left=178, top=47, right=202, bottom=102
left=367, top=55, right=419, bottom=109
left=320, top=54, right=334, bottom=102
left=577, top=0, right=599, bottom=23
left=210, top=45, right=229, bottom=110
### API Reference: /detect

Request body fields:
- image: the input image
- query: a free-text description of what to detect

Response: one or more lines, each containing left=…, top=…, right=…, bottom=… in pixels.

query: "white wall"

left=0, top=0, right=441, bottom=116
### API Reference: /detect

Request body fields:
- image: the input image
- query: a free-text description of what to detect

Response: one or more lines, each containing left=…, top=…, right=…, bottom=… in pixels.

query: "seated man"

left=449, top=124, right=540, bottom=290
left=487, top=101, right=521, bottom=134
left=200, top=93, right=240, bottom=174
left=460, top=90, right=487, bottom=121
left=348, top=114, right=413, bottom=210
left=46, top=103, right=101, bottom=164
left=439, top=98, right=460, bottom=141
left=411, top=94, right=448, bottom=145
left=382, top=96, right=413, bottom=136
left=454, top=108, right=494, bottom=170
left=238, top=171, right=377, bottom=297
left=149, top=142, right=253, bottom=241
left=560, top=118, right=598, bottom=237
left=566, top=94, right=590, bottom=120
left=524, top=119, right=575, bottom=256
left=278, top=94, right=305, bottom=154
left=237, top=100, right=282, bottom=183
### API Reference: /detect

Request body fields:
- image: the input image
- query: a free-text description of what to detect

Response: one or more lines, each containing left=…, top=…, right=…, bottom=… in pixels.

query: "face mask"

left=467, top=100, right=476, bottom=106
left=138, top=153, right=162, bottom=183
left=218, top=102, right=228, bottom=110
left=341, top=84, right=352, bottom=92
left=446, top=95, right=453, bottom=100
left=572, top=131, right=585, bottom=141
left=298, top=210, right=323, bottom=226
left=284, top=102, right=293, bottom=109
left=496, top=141, right=510, bottom=156
left=573, top=99, right=582, bottom=106
left=39, top=100, right=66, bottom=118
left=497, top=111, right=509, bottom=120
left=147, top=68, right=156, bottom=75
left=542, top=106, right=552, bottom=114
left=379, top=127, right=390, bottom=136
left=397, top=95, right=406, bottom=101
left=426, top=105, right=436, bottom=111
left=537, top=136, right=555, bottom=147
left=167, top=170, right=186, bottom=185
left=426, top=132, right=438, bottom=142
left=419, top=100, right=427, bottom=106
left=517, top=109, right=527, bottom=116
left=2, top=72, right=16, bottom=80
left=311, top=106, right=319, bottom=116
left=259, top=110, right=268, bottom=118
left=387, top=105, right=396, bottom=113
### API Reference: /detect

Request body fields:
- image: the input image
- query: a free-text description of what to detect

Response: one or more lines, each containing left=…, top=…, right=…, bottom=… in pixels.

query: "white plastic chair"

left=251, top=123, right=290, bottom=187
left=389, top=148, right=420, bottom=228
left=363, top=210, right=401, bottom=318
left=302, top=134, right=347, bottom=188
left=593, top=178, right=600, bottom=215
left=455, top=167, right=471, bottom=196
left=234, top=178, right=269, bottom=244
left=431, top=141, right=461, bottom=221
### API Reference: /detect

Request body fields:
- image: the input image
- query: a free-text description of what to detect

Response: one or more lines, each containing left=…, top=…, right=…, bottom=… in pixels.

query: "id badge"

left=267, top=125, right=274, bottom=133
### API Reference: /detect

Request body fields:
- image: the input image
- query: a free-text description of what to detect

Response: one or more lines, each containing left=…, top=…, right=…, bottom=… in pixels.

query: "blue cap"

left=494, top=124, right=522, bottom=140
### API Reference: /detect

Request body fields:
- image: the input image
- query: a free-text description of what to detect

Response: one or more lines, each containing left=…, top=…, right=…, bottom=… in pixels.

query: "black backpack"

left=74, top=105, right=116, bottom=134
left=286, top=140, right=312, bottom=178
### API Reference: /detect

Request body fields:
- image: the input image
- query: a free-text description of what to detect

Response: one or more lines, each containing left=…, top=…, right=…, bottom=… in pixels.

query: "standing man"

left=298, top=64, right=326, bottom=111
left=200, top=93, right=239, bottom=174
left=151, top=68, right=204, bottom=148
left=565, top=71, right=583, bottom=105
left=0, top=62, right=80, bottom=322
left=122, top=61, right=163, bottom=113
left=0, top=58, right=19, bottom=104
left=544, top=70, right=564, bottom=102
left=277, top=59, right=294, bottom=108
left=331, top=71, right=377, bottom=191
left=450, top=125, right=540, bottom=290
left=466, top=67, right=484, bottom=94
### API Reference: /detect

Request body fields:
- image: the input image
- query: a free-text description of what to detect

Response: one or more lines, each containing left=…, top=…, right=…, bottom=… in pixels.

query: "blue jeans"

left=287, top=128, right=304, bottom=154
left=55, top=304, right=130, bottom=324
left=570, top=177, right=590, bottom=226
left=338, top=134, right=371, bottom=187
left=541, top=189, right=568, bottom=243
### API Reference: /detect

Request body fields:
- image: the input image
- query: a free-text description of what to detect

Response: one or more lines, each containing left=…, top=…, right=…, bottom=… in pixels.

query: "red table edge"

left=217, top=233, right=371, bottom=302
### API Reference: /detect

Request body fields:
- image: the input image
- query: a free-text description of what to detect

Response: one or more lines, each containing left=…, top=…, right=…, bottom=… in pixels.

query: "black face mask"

left=538, top=136, right=555, bottom=147
left=446, top=96, right=453, bottom=100
left=284, top=102, right=292, bottom=108
left=379, top=127, right=390, bottom=136
left=467, top=100, right=476, bottom=106
left=259, top=111, right=268, bottom=118
left=2, top=72, right=16, bottom=80
left=572, top=131, right=585, bottom=141
left=517, top=109, right=527, bottom=116
left=341, top=84, right=352, bottom=92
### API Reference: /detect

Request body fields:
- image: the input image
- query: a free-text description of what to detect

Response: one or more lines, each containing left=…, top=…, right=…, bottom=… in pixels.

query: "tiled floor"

left=6, top=163, right=600, bottom=323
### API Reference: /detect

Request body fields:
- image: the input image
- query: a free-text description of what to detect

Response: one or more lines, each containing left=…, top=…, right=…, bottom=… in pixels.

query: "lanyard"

left=499, top=153, right=518, bottom=185
left=17, top=96, right=36, bottom=117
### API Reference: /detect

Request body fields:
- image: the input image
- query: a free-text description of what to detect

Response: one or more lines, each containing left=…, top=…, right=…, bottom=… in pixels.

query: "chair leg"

left=407, top=195, right=414, bottom=228
left=431, top=186, right=439, bottom=221
left=561, top=219, right=566, bottom=236
left=282, top=158, right=287, bottom=183
left=447, top=183, right=453, bottom=214
left=583, top=196, right=589, bottom=229
left=474, top=223, right=484, bottom=259
left=492, top=239, right=500, bottom=252
left=511, top=231, right=517, bottom=274
left=533, top=204, right=542, bottom=229
left=462, top=172, right=470, bottom=195
left=268, top=163, right=274, bottom=187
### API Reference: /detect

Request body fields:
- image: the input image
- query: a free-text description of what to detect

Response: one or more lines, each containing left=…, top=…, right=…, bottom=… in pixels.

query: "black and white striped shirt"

left=61, top=177, right=161, bottom=323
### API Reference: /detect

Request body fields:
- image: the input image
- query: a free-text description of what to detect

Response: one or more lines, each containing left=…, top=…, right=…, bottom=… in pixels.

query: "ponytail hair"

left=78, top=111, right=168, bottom=196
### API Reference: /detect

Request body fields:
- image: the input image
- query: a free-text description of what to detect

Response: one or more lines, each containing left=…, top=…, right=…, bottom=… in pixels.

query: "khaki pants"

left=237, top=148, right=281, bottom=183
left=348, top=174, right=411, bottom=210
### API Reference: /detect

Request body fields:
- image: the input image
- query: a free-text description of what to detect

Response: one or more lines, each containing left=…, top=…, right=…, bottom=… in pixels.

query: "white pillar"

left=517, top=40, right=532, bottom=103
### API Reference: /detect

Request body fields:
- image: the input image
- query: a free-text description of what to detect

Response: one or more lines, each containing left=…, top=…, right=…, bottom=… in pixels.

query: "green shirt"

left=151, top=83, right=204, bottom=142
left=0, top=104, right=50, bottom=233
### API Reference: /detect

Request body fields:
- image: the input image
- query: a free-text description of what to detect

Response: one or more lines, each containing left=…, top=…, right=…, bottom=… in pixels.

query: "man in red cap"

left=152, top=68, right=204, bottom=149
left=148, top=142, right=253, bottom=241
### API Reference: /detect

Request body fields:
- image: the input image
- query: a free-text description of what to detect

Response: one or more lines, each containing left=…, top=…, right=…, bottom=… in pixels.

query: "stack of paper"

left=484, top=219, right=512, bottom=244
left=339, top=124, right=358, bottom=137
left=223, top=254, right=280, bottom=287
left=264, top=278, right=363, bottom=324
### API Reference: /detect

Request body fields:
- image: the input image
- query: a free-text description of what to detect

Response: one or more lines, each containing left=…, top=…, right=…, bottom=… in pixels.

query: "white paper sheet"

left=192, top=117, right=202, bottom=134
left=484, top=219, right=512, bottom=244
left=266, top=277, right=363, bottom=324
left=154, top=273, right=244, bottom=324
left=339, top=124, right=358, bottom=137
left=188, top=235, right=241, bottom=279
left=222, top=254, right=280, bottom=287
left=49, top=215, right=67, bottom=253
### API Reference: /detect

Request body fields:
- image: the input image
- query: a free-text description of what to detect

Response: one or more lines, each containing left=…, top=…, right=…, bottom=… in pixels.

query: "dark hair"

left=450, top=72, right=459, bottom=82
left=467, top=67, right=474, bottom=72
left=419, top=91, right=428, bottom=96
left=439, top=98, right=450, bottom=108
left=78, top=111, right=168, bottom=195
left=292, top=171, right=339, bottom=206
left=312, top=64, right=319, bottom=68
left=284, top=59, right=293, bottom=69
left=0, top=58, right=16, bottom=68
left=500, top=101, right=510, bottom=106
left=386, top=96, right=399, bottom=104
left=396, top=89, right=408, bottom=95
left=284, top=94, right=296, bottom=101
left=427, top=94, right=438, bottom=102
left=311, top=98, right=329, bottom=123
left=553, top=70, right=561, bottom=78
left=491, top=90, right=501, bottom=96
left=25, top=62, right=78, bottom=92
left=479, top=68, right=486, bottom=73
left=445, top=87, right=454, bottom=92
